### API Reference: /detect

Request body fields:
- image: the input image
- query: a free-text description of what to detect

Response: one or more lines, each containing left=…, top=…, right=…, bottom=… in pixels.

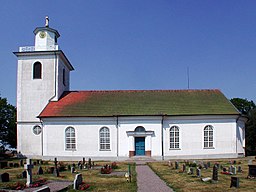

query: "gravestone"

left=204, top=163, right=208, bottom=169
left=1, top=172, right=9, bottom=182
left=196, top=168, right=201, bottom=177
left=175, top=161, right=179, bottom=169
left=20, top=159, right=24, bottom=167
left=182, top=164, right=186, bottom=172
left=71, top=166, right=75, bottom=173
left=22, top=170, right=27, bottom=178
left=88, top=158, right=92, bottom=169
left=232, top=166, right=237, bottom=175
left=190, top=167, right=194, bottom=175
left=37, top=166, right=44, bottom=175
left=212, top=165, right=218, bottom=182
left=207, top=162, right=211, bottom=168
left=238, top=166, right=242, bottom=173
left=24, top=159, right=34, bottom=187
left=230, top=177, right=239, bottom=188
left=53, top=157, right=59, bottom=177
left=248, top=165, right=256, bottom=178
left=73, top=173, right=83, bottom=190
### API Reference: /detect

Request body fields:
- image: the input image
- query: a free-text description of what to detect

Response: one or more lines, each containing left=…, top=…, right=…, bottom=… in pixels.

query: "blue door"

left=135, top=137, right=145, bottom=156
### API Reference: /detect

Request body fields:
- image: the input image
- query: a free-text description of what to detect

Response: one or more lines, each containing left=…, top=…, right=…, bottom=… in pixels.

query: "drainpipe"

left=40, top=119, right=43, bottom=157
left=161, top=115, right=164, bottom=160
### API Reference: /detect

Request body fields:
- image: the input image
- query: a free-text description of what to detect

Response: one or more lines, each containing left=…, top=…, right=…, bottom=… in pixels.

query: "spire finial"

left=45, top=16, right=49, bottom=27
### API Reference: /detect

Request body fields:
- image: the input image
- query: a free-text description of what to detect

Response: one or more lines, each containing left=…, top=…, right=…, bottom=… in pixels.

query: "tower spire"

left=45, top=16, right=49, bottom=27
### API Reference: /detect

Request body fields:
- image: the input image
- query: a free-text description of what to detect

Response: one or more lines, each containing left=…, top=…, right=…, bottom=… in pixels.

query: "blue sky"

left=1, top=1, right=256, bottom=106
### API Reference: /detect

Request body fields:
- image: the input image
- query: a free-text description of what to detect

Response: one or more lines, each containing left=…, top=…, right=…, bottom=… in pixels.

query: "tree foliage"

left=230, top=98, right=256, bottom=156
left=0, top=97, right=16, bottom=149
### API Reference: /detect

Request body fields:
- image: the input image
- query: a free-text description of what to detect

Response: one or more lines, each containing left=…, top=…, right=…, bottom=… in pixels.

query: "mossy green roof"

left=39, top=89, right=239, bottom=117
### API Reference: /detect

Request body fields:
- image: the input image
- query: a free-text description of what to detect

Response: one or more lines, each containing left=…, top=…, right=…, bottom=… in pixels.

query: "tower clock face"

left=39, top=31, right=46, bottom=38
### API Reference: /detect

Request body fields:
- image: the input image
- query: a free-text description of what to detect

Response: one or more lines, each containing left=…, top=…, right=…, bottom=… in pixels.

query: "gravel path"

left=136, top=162, right=174, bottom=192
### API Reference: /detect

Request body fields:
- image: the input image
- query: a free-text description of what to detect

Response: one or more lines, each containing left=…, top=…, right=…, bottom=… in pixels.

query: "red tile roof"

left=38, top=89, right=239, bottom=118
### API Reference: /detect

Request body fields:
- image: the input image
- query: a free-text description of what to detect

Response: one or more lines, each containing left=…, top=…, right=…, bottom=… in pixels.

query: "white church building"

left=14, top=18, right=245, bottom=161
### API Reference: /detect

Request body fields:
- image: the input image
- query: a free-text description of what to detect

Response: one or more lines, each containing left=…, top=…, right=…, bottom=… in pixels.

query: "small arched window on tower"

left=33, top=62, right=42, bottom=79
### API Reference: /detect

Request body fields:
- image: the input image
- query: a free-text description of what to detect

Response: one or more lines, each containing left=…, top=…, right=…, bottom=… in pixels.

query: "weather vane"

left=45, top=16, right=49, bottom=27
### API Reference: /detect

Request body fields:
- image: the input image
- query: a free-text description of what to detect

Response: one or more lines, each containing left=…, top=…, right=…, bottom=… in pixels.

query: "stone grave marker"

left=207, top=162, right=211, bottom=168
left=212, top=165, right=218, bottom=182
left=22, top=170, right=27, bottom=178
left=190, top=167, right=194, bottom=175
left=37, top=166, right=44, bottom=175
left=248, top=164, right=256, bottom=178
left=182, top=164, right=186, bottom=173
left=230, top=177, right=239, bottom=188
left=203, top=163, right=208, bottom=169
left=24, top=159, right=34, bottom=187
left=88, top=158, right=92, bottom=169
left=20, top=159, right=24, bottom=166
left=53, top=157, right=59, bottom=177
left=237, top=166, right=242, bottom=173
left=71, top=166, right=75, bottom=173
left=175, top=161, right=179, bottom=169
left=73, top=173, right=83, bottom=190
left=196, top=168, right=201, bottom=177
left=1, top=172, right=9, bottom=182
left=232, top=166, right=237, bottom=175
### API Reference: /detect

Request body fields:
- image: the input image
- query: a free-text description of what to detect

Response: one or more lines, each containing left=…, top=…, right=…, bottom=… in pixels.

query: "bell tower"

left=14, top=17, right=74, bottom=157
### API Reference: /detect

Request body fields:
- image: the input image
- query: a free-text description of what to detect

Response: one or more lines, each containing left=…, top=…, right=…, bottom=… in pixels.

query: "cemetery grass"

left=0, top=160, right=137, bottom=192
left=148, top=157, right=256, bottom=192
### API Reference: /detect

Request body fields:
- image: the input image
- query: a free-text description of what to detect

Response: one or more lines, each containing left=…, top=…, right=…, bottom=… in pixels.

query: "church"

left=14, top=18, right=245, bottom=161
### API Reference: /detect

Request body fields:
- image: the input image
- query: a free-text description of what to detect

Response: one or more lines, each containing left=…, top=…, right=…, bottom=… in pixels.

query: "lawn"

left=148, top=157, right=256, bottom=192
left=0, top=159, right=137, bottom=191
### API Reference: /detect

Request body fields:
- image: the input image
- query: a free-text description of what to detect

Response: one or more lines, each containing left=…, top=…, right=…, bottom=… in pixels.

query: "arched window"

left=99, top=127, right=110, bottom=150
left=135, top=126, right=145, bottom=132
left=204, top=125, right=213, bottom=148
left=170, top=126, right=179, bottom=149
left=65, top=127, right=76, bottom=150
left=33, top=62, right=42, bottom=79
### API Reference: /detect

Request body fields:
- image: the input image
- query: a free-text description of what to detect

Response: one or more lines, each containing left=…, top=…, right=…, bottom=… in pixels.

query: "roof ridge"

left=66, top=89, right=221, bottom=93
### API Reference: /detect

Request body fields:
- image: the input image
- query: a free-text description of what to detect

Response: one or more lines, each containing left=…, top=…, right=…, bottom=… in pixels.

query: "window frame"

left=169, top=126, right=180, bottom=150
left=65, top=127, right=76, bottom=151
left=33, top=62, right=42, bottom=79
left=203, top=125, right=214, bottom=149
left=99, top=127, right=111, bottom=151
left=33, top=125, right=42, bottom=135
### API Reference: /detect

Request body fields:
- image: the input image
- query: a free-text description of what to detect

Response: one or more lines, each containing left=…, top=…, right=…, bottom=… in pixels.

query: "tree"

left=230, top=98, right=255, bottom=115
left=0, top=97, right=16, bottom=149
left=230, top=98, right=256, bottom=156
